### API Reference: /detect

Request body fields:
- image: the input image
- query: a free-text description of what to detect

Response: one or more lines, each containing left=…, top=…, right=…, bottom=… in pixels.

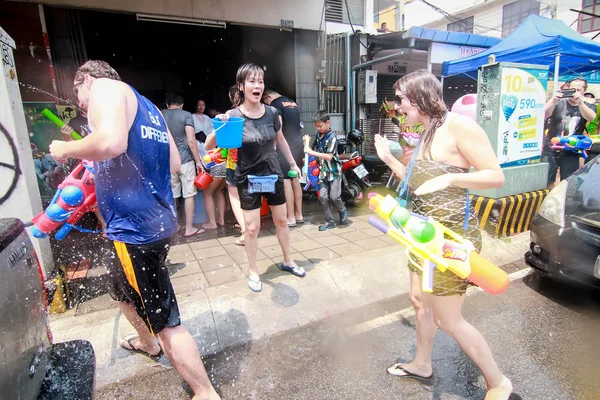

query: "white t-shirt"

left=192, top=113, right=214, bottom=135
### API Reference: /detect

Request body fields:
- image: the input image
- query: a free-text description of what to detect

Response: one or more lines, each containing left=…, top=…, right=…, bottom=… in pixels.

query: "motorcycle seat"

left=361, top=154, right=386, bottom=167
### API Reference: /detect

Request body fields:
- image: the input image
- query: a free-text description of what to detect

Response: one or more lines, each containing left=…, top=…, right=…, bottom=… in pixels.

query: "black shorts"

left=542, top=149, right=580, bottom=183
left=278, top=147, right=305, bottom=179
left=107, top=237, right=180, bottom=335
left=237, top=178, right=286, bottom=210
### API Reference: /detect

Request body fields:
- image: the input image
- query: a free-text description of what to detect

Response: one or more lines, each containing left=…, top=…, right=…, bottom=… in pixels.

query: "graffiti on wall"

left=0, top=121, right=21, bottom=205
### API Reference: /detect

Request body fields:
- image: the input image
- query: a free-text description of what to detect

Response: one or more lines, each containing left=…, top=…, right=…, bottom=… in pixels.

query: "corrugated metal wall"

left=294, top=30, right=319, bottom=136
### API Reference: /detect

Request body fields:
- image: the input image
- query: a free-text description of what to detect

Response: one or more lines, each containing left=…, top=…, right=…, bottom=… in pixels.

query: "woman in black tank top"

left=374, top=70, right=519, bottom=400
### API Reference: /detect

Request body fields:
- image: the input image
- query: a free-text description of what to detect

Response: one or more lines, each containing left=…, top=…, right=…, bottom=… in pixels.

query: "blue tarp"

left=442, top=15, right=600, bottom=78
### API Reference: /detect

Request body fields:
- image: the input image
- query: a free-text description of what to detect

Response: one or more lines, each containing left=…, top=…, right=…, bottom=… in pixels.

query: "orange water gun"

left=368, top=194, right=509, bottom=294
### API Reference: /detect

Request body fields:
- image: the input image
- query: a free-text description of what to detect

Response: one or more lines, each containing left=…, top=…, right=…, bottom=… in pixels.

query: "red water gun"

left=30, top=162, right=99, bottom=240
left=303, top=155, right=320, bottom=197
left=203, top=148, right=228, bottom=165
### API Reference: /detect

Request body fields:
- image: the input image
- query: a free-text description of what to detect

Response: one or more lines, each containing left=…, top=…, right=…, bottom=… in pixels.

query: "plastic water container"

left=247, top=175, right=278, bottom=194
left=194, top=170, right=213, bottom=190
left=212, top=117, right=245, bottom=148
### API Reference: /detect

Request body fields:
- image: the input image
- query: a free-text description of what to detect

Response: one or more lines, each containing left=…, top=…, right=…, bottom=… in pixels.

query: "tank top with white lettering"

left=94, top=86, right=177, bottom=244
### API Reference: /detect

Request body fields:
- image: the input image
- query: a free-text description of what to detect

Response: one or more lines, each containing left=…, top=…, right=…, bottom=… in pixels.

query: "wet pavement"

left=95, top=272, right=600, bottom=400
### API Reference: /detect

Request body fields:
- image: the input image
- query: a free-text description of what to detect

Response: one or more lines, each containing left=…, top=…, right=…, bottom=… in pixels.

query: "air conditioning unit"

left=358, top=70, right=377, bottom=104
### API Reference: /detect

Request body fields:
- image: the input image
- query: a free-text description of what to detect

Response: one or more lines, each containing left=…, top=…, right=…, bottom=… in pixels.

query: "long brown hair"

left=393, top=70, right=447, bottom=159
left=232, top=63, right=265, bottom=108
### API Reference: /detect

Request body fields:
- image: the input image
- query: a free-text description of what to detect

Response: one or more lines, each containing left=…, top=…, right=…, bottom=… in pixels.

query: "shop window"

left=447, top=16, right=474, bottom=33
left=578, top=0, right=600, bottom=33
left=501, top=0, right=540, bottom=37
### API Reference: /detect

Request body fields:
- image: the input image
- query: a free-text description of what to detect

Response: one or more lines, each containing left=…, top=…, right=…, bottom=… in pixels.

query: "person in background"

left=192, top=99, right=214, bottom=143
left=215, top=64, right=304, bottom=292
left=304, top=110, right=348, bottom=231
left=262, top=88, right=305, bottom=226
left=163, top=94, right=204, bottom=237
left=378, top=22, right=390, bottom=33
left=205, top=86, right=246, bottom=244
left=583, top=92, right=600, bottom=163
left=202, top=158, right=226, bottom=230
left=32, top=143, right=65, bottom=189
left=544, top=78, right=596, bottom=189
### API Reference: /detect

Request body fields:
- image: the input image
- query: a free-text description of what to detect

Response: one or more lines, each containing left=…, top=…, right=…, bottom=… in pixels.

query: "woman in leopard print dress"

left=374, top=70, right=519, bottom=400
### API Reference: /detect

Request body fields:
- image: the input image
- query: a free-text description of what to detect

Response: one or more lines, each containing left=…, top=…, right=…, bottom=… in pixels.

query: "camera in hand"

left=560, top=88, right=576, bottom=98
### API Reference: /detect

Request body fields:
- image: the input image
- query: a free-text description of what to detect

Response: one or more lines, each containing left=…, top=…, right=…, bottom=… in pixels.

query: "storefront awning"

left=369, top=26, right=502, bottom=50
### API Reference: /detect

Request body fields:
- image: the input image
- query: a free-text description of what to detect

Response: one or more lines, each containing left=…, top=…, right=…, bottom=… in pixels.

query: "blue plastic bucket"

left=212, top=117, right=244, bottom=148
left=247, top=175, right=278, bottom=194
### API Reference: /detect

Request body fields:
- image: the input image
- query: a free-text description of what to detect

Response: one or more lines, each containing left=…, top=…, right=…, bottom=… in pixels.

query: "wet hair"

left=393, top=69, right=447, bottom=159
left=263, top=87, right=278, bottom=96
left=233, top=63, right=265, bottom=107
left=313, top=110, right=330, bottom=123
left=74, top=60, right=121, bottom=82
left=165, top=93, right=184, bottom=107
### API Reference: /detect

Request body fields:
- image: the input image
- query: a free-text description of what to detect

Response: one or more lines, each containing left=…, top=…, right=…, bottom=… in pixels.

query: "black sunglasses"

left=394, top=94, right=404, bottom=105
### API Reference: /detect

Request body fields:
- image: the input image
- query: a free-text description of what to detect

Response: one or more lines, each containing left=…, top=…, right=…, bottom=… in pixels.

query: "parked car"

left=525, top=156, right=600, bottom=288
left=0, top=218, right=96, bottom=399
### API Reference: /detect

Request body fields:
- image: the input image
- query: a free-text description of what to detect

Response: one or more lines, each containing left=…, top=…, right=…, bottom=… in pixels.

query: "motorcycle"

left=340, top=151, right=371, bottom=206
left=337, top=130, right=372, bottom=206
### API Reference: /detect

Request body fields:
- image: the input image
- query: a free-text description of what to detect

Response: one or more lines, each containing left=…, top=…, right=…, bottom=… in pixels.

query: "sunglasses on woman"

left=394, top=94, right=404, bottom=106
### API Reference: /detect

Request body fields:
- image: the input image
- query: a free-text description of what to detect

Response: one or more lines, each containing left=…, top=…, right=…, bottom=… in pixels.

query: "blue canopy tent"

left=441, top=15, right=600, bottom=91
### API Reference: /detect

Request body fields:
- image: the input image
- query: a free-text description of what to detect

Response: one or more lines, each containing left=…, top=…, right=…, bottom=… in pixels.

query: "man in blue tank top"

left=49, top=60, right=220, bottom=400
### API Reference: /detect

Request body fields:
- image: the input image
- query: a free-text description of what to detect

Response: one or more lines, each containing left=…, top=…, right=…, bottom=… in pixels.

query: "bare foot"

left=484, top=376, right=514, bottom=400
left=203, top=223, right=218, bottom=230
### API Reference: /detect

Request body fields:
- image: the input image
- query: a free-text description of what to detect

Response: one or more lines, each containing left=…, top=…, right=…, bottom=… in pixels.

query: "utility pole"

left=396, top=0, right=404, bottom=31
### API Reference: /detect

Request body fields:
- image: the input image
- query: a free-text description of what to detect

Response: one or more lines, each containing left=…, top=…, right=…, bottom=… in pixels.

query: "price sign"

left=497, top=67, right=548, bottom=167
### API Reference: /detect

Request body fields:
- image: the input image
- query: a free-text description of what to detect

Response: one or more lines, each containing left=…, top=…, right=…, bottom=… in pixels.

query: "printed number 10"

left=504, top=74, right=523, bottom=92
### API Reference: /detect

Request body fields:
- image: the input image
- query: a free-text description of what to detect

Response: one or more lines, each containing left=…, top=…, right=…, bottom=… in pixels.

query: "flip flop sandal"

left=184, top=228, right=205, bottom=237
left=248, top=276, right=262, bottom=292
left=296, top=219, right=305, bottom=224
left=235, top=236, right=245, bottom=246
left=279, top=263, right=306, bottom=277
left=120, top=335, right=163, bottom=360
left=387, top=363, right=434, bottom=384
left=288, top=222, right=297, bottom=227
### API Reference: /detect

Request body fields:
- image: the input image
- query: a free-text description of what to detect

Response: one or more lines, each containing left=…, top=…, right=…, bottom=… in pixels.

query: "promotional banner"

left=497, top=67, right=548, bottom=167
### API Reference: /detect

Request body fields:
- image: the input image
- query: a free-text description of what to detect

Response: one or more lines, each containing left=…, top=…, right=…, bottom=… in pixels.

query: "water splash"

left=19, top=82, right=82, bottom=111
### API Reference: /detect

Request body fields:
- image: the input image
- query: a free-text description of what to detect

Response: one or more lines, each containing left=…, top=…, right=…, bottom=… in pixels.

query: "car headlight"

left=538, top=179, right=569, bottom=227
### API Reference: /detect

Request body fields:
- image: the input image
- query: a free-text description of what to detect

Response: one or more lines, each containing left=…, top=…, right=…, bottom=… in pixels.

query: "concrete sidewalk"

left=49, top=212, right=532, bottom=390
